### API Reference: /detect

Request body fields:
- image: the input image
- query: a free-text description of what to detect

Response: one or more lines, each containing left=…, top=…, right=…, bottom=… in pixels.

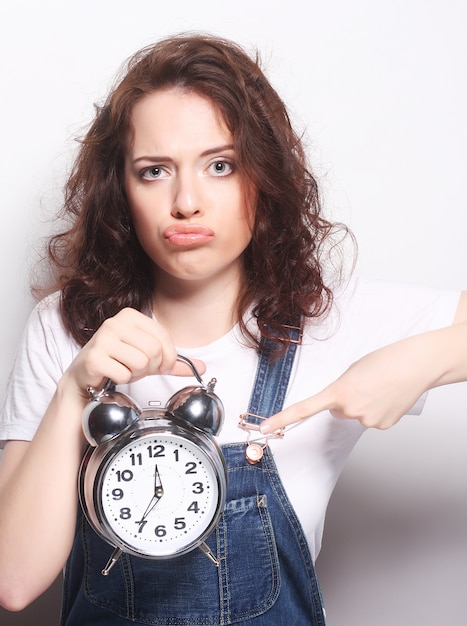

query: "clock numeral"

left=174, top=517, right=186, bottom=530
left=147, top=444, right=165, bottom=458
left=155, top=524, right=167, bottom=537
left=187, top=501, right=200, bottom=514
left=130, top=453, right=143, bottom=466
left=135, top=520, right=147, bottom=533
left=185, top=462, right=197, bottom=474
left=116, top=469, right=134, bottom=482
left=120, top=507, right=132, bottom=520
left=192, top=482, right=204, bottom=494
left=173, top=449, right=180, bottom=462
left=111, top=488, right=124, bottom=500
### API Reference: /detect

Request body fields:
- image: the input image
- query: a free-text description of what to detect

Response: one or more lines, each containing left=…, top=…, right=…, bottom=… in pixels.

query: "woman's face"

left=124, top=88, right=254, bottom=293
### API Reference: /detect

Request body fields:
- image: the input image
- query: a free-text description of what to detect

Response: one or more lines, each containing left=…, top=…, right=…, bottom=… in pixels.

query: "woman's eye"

left=141, top=166, right=167, bottom=180
left=209, top=160, right=233, bottom=176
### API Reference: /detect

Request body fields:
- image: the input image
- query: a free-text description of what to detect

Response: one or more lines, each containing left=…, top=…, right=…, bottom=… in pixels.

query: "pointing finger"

left=259, top=391, right=332, bottom=434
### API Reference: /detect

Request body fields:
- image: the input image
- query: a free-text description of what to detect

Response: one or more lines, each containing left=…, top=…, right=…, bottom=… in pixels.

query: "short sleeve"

left=0, top=294, right=80, bottom=447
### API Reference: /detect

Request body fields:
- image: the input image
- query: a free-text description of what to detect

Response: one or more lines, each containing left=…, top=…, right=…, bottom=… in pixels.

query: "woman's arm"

left=0, top=308, right=203, bottom=611
left=0, top=390, right=88, bottom=611
left=261, top=291, right=467, bottom=433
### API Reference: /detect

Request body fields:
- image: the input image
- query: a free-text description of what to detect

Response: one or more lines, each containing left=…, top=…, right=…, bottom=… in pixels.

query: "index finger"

left=259, top=390, right=332, bottom=434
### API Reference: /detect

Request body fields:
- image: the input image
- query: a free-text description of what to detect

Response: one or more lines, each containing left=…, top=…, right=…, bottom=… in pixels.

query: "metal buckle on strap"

left=280, top=323, right=303, bottom=345
left=238, top=413, right=284, bottom=465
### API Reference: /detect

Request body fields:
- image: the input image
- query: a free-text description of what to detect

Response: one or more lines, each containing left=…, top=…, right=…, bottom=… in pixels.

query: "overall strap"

left=247, top=323, right=301, bottom=419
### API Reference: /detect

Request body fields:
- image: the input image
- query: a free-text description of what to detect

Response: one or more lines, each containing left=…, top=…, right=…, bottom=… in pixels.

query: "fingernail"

left=259, top=422, right=271, bottom=435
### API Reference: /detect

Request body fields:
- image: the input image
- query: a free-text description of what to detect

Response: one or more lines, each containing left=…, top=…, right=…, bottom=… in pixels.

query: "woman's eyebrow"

left=200, top=144, right=235, bottom=157
left=131, top=144, right=235, bottom=166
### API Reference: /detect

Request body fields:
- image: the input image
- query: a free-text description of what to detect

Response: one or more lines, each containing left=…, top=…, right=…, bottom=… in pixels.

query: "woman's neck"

left=152, top=273, right=244, bottom=348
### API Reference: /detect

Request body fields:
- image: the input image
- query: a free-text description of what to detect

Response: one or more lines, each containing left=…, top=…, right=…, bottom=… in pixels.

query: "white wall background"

left=0, top=1, right=466, bottom=624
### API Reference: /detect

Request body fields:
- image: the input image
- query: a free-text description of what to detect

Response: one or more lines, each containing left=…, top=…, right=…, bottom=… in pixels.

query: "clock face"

left=95, top=431, right=222, bottom=557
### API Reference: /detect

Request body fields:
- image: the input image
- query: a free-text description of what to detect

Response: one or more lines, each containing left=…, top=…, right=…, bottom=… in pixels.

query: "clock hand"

left=139, top=464, right=164, bottom=522
left=154, top=463, right=163, bottom=498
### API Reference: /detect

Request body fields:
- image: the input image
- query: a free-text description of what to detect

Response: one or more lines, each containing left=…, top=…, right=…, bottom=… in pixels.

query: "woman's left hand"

left=260, top=324, right=465, bottom=433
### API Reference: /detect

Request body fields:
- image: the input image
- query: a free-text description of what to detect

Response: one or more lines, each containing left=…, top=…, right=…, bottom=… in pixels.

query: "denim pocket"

left=82, top=494, right=280, bottom=625
left=217, top=494, right=280, bottom=622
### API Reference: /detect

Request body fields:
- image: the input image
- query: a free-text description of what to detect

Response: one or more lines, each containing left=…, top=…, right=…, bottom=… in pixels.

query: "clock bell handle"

left=176, top=354, right=205, bottom=386
left=86, top=377, right=115, bottom=401
left=89, top=359, right=203, bottom=395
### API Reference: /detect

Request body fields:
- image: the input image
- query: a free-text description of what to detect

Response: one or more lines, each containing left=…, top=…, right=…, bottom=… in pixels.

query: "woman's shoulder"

left=26, top=291, right=78, bottom=350
left=305, top=273, right=461, bottom=345
left=30, top=291, right=63, bottom=328
left=337, top=274, right=460, bottom=316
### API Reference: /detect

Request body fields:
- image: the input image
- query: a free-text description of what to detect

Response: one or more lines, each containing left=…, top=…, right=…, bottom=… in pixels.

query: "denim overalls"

left=61, top=331, right=326, bottom=625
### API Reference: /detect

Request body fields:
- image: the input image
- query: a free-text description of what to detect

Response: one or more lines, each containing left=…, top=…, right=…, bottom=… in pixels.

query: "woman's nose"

left=171, top=171, right=202, bottom=218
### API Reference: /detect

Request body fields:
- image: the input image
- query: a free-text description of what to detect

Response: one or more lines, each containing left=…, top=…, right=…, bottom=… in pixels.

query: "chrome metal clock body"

left=78, top=356, right=226, bottom=574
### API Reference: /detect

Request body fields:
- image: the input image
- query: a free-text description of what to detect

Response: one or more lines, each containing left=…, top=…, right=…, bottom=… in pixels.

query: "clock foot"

left=101, top=547, right=123, bottom=576
left=199, top=542, right=219, bottom=567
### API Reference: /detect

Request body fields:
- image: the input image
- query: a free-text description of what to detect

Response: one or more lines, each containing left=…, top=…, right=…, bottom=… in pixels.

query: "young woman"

left=0, top=33, right=465, bottom=625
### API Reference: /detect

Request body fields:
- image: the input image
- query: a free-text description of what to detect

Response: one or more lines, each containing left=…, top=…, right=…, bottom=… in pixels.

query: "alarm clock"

left=78, top=355, right=227, bottom=575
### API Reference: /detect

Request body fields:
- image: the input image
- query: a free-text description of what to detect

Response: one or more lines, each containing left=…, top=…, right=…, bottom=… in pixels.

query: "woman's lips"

left=164, top=225, right=214, bottom=247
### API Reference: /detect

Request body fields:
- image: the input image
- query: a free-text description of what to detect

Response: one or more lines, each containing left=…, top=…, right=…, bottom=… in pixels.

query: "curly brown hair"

left=43, top=33, right=350, bottom=349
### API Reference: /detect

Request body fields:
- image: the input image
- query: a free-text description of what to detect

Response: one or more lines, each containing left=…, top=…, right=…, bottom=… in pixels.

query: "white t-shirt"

left=0, top=276, right=460, bottom=559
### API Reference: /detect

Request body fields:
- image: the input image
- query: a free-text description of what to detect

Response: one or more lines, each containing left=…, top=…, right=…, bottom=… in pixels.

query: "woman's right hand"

left=62, top=308, right=205, bottom=399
